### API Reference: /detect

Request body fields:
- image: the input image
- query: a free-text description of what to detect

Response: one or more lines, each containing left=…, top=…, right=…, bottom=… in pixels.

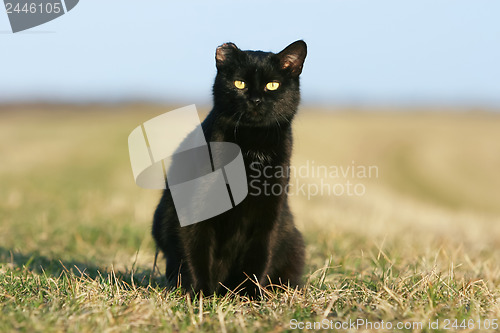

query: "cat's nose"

left=250, top=97, right=262, bottom=105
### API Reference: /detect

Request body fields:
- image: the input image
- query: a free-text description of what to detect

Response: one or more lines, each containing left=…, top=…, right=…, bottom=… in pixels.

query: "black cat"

left=152, top=40, right=307, bottom=297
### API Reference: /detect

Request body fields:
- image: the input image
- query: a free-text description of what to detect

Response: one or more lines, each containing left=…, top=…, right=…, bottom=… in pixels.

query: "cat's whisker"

left=276, top=112, right=291, bottom=125
left=234, top=111, right=244, bottom=140
left=273, top=114, right=282, bottom=143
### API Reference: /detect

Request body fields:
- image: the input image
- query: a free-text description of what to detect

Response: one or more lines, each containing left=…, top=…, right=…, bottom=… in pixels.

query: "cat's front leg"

left=223, top=237, right=271, bottom=297
left=180, top=226, right=216, bottom=294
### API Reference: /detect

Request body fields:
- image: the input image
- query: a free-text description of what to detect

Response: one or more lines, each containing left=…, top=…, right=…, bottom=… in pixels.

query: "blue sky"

left=1, top=0, right=499, bottom=107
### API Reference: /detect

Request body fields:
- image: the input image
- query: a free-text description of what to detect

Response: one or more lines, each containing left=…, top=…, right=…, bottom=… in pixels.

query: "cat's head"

left=213, top=40, right=307, bottom=127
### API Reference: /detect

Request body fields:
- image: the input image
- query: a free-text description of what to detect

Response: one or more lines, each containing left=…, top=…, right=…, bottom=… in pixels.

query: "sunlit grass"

left=0, top=105, right=499, bottom=332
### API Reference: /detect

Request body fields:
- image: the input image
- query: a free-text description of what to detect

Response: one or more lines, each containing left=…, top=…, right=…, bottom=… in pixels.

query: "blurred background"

left=1, top=0, right=500, bottom=107
left=1, top=1, right=499, bottom=270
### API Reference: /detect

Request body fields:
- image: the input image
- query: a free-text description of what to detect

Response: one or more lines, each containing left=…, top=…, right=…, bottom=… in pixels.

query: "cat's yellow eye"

left=234, top=80, right=246, bottom=89
left=266, top=81, right=280, bottom=91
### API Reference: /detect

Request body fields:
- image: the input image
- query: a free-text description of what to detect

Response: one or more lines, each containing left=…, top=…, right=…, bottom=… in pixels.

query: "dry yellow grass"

left=0, top=105, right=499, bottom=332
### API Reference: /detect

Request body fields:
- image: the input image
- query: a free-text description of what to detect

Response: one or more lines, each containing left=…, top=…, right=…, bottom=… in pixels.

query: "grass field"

left=1, top=105, right=499, bottom=332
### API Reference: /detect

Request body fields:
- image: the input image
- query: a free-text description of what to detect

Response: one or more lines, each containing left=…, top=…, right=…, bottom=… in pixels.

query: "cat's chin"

left=227, top=105, right=287, bottom=127
left=235, top=113, right=283, bottom=128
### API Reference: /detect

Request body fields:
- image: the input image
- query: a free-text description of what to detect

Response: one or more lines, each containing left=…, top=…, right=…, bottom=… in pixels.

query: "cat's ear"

left=216, top=42, right=240, bottom=69
left=277, top=40, right=307, bottom=76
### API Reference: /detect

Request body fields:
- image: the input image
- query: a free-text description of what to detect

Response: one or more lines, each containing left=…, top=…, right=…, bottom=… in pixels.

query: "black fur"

left=152, top=40, right=307, bottom=297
